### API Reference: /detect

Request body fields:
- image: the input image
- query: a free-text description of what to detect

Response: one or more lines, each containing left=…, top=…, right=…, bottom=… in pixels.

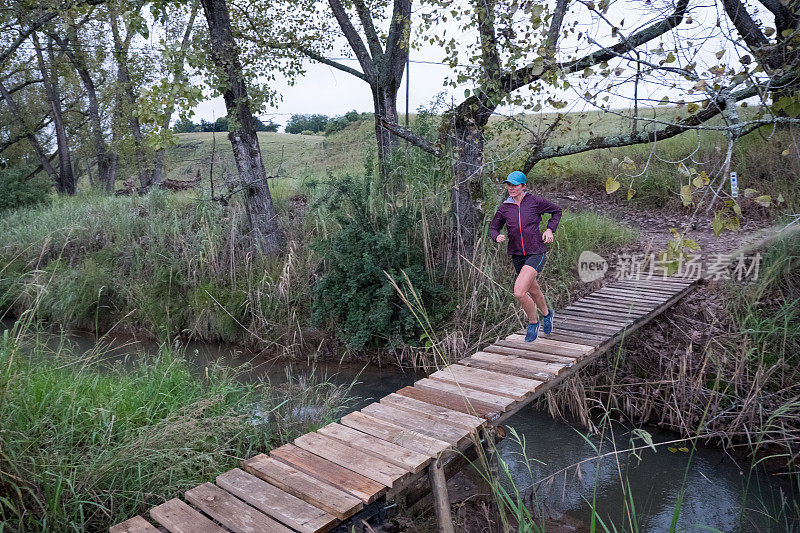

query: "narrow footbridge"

left=112, top=276, right=698, bottom=533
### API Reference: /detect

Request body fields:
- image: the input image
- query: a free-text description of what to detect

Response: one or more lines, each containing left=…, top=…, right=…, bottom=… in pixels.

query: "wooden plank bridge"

left=111, top=276, right=698, bottom=533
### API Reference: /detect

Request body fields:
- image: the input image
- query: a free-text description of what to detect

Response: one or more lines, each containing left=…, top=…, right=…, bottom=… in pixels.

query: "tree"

left=381, top=0, right=800, bottom=252
left=239, top=0, right=411, bottom=180
left=32, top=32, right=75, bottom=194
left=200, top=0, right=281, bottom=254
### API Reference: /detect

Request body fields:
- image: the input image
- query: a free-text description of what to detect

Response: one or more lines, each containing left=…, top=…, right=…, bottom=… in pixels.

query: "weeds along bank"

left=0, top=172, right=637, bottom=362
left=546, top=230, right=800, bottom=466
left=0, top=327, right=351, bottom=531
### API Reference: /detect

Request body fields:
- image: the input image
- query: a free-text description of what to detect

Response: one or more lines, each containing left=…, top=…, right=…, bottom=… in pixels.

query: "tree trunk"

left=201, top=0, right=281, bottom=254
left=449, top=99, right=492, bottom=254
left=109, top=7, right=150, bottom=189
left=152, top=3, right=199, bottom=188
left=55, top=23, right=113, bottom=192
left=33, top=33, right=75, bottom=195
left=372, top=84, right=401, bottom=179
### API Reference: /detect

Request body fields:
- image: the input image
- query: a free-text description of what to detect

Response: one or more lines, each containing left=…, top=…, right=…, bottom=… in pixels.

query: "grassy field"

left=155, top=108, right=800, bottom=211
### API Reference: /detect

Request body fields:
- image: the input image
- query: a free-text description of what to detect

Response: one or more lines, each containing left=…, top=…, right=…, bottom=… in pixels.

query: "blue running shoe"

left=542, top=309, right=554, bottom=335
left=525, top=322, right=539, bottom=342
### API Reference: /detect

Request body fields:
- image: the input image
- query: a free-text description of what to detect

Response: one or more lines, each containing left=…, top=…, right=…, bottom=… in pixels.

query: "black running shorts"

left=512, top=253, right=547, bottom=275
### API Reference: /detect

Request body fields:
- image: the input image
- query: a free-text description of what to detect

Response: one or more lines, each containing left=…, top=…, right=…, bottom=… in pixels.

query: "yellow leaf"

left=754, top=195, right=772, bottom=207
left=687, top=102, right=699, bottom=114
left=782, top=148, right=791, bottom=156
left=606, top=177, right=621, bottom=194
left=628, top=187, right=636, bottom=200
left=678, top=447, right=689, bottom=453
left=681, top=184, right=693, bottom=206
left=668, top=447, right=677, bottom=453
left=692, top=175, right=705, bottom=188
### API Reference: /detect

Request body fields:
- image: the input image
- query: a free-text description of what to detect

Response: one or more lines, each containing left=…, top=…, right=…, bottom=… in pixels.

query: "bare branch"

left=377, top=115, right=441, bottom=155
left=523, top=71, right=798, bottom=171
left=352, top=0, right=384, bottom=59
left=328, top=0, right=377, bottom=83
left=503, top=0, right=690, bottom=92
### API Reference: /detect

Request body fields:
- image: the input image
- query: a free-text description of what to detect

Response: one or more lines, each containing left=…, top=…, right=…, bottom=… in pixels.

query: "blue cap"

left=504, top=171, right=527, bottom=185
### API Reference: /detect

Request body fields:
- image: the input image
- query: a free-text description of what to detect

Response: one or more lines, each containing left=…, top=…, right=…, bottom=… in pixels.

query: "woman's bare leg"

left=514, top=266, right=540, bottom=323
left=527, top=273, right=549, bottom=315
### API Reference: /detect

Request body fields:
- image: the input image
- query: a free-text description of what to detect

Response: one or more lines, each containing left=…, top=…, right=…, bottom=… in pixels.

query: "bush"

left=325, top=116, right=350, bottom=135
left=310, top=176, right=447, bottom=350
left=0, top=166, right=51, bottom=211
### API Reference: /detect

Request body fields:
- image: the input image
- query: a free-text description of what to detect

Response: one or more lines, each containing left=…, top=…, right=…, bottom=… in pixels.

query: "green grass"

left=0, top=322, right=351, bottom=532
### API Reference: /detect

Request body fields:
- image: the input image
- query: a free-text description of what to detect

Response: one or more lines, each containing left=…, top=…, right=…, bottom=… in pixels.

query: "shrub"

left=0, top=166, right=51, bottom=211
left=310, top=176, right=447, bottom=351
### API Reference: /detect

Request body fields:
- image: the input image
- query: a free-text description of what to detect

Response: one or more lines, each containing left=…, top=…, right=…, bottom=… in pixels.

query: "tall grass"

left=0, top=321, right=351, bottom=532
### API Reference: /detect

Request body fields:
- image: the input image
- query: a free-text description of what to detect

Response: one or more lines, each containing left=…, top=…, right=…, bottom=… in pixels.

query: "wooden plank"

left=461, top=354, right=556, bottom=382
left=538, top=319, right=621, bottom=336
left=582, top=293, right=662, bottom=306
left=294, top=432, right=410, bottom=487
left=564, top=303, right=645, bottom=318
left=381, top=392, right=486, bottom=431
left=541, top=330, right=605, bottom=345
left=495, top=338, right=585, bottom=359
left=396, top=385, right=500, bottom=420
left=572, top=298, right=653, bottom=312
left=360, top=402, right=471, bottom=445
left=216, top=468, right=337, bottom=533
left=150, top=498, right=228, bottom=533
left=428, top=365, right=542, bottom=401
left=566, top=302, right=648, bottom=317
left=185, top=482, right=294, bottom=533
left=570, top=295, right=658, bottom=309
left=557, top=309, right=634, bottom=325
left=597, top=288, right=670, bottom=300
left=110, top=516, right=160, bottom=533
left=270, top=444, right=385, bottom=504
left=553, top=312, right=634, bottom=328
left=500, top=337, right=590, bottom=357
left=613, top=279, right=692, bottom=291
left=243, top=454, right=363, bottom=520
left=340, top=411, right=452, bottom=457
left=318, top=423, right=431, bottom=473
left=485, top=343, right=581, bottom=363
left=530, top=336, right=600, bottom=354
left=412, top=378, right=515, bottom=411
left=470, top=351, right=567, bottom=375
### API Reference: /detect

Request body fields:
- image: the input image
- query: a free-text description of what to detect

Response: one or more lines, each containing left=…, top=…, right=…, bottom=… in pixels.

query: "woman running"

left=489, top=170, right=562, bottom=342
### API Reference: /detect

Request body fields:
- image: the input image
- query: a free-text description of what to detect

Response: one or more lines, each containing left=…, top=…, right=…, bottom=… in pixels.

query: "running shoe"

left=542, top=309, right=554, bottom=335
left=525, top=322, right=539, bottom=342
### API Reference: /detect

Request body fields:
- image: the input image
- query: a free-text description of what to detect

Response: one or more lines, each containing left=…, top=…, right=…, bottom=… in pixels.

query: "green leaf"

left=744, top=188, right=758, bottom=198
left=605, top=177, right=621, bottom=194
left=687, top=102, right=700, bottom=114
left=712, top=213, right=725, bottom=237
left=665, top=51, right=676, bottom=63
left=692, top=175, right=705, bottom=188
left=733, top=202, right=742, bottom=216
left=627, top=187, right=636, bottom=200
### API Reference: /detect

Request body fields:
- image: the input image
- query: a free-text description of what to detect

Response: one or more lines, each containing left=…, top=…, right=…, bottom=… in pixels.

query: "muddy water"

left=17, top=327, right=797, bottom=531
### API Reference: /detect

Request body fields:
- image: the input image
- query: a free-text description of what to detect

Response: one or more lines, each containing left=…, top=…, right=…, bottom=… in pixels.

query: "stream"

left=16, top=326, right=798, bottom=532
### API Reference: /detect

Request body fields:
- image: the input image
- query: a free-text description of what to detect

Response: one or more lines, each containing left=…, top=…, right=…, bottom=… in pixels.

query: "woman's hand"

left=542, top=228, right=554, bottom=243
left=496, top=235, right=506, bottom=243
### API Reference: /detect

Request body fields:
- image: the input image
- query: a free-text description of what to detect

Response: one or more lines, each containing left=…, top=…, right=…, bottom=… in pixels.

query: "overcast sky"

left=188, top=0, right=761, bottom=131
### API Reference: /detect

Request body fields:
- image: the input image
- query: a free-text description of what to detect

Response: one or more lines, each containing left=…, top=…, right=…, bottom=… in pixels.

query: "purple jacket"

left=489, top=193, right=562, bottom=256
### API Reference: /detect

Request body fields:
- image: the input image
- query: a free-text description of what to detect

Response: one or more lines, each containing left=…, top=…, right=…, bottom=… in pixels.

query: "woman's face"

left=506, top=182, right=526, bottom=195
